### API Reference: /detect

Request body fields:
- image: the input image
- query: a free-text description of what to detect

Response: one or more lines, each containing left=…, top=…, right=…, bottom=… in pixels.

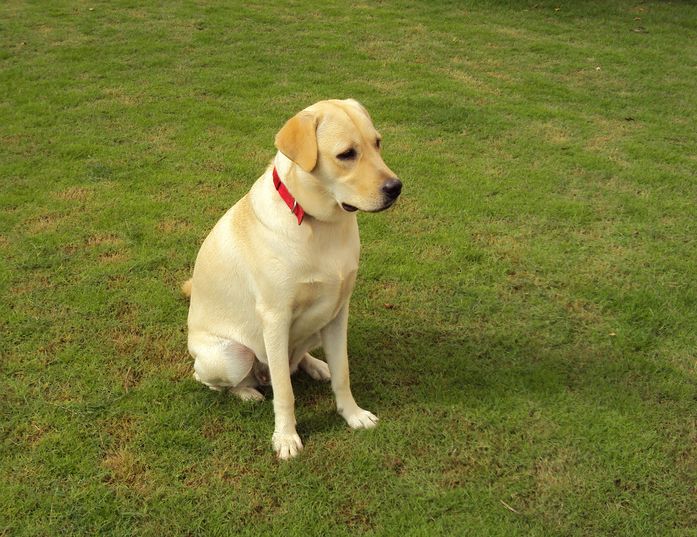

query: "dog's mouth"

left=341, top=199, right=398, bottom=213
left=371, top=199, right=397, bottom=212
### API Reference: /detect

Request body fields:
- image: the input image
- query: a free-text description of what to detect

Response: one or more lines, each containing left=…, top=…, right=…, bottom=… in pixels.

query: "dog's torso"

left=187, top=163, right=360, bottom=364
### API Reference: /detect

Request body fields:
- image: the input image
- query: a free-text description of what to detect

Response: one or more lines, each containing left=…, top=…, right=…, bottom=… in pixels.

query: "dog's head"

left=274, top=99, right=402, bottom=219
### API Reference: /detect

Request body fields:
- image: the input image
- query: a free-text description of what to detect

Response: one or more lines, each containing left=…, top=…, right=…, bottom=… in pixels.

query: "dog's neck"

left=273, top=152, right=349, bottom=224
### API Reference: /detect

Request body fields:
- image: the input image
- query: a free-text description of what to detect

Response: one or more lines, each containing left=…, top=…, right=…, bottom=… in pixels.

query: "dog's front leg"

left=261, top=311, right=302, bottom=459
left=321, top=303, right=378, bottom=429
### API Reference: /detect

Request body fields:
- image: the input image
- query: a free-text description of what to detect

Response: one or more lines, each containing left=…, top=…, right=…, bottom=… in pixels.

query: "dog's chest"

left=290, top=252, right=358, bottom=336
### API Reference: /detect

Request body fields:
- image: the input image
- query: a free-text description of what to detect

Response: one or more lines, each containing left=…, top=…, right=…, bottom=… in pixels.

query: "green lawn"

left=2, top=1, right=697, bottom=535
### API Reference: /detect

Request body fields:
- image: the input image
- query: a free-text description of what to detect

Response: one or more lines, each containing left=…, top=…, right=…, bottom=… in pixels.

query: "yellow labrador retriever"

left=182, top=99, right=401, bottom=459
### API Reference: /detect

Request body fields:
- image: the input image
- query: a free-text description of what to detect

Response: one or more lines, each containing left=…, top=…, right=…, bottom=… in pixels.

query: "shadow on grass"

left=332, top=318, right=695, bottom=429
left=177, top=314, right=694, bottom=452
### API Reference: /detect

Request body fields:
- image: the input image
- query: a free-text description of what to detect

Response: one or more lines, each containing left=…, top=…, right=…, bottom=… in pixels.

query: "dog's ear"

left=274, top=111, right=318, bottom=172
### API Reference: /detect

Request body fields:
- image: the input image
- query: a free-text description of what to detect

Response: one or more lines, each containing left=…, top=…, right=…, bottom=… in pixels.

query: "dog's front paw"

left=272, top=431, right=303, bottom=460
left=341, top=407, right=379, bottom=430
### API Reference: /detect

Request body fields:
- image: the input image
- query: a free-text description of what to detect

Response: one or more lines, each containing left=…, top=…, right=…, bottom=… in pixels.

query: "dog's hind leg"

left=292, top=334, right=329, bottom=381
left=189, top=335, right=264, bottom=401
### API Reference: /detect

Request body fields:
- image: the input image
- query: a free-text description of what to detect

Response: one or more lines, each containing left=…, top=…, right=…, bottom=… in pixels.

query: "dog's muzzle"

left=341, top=178, right=402, bottom=213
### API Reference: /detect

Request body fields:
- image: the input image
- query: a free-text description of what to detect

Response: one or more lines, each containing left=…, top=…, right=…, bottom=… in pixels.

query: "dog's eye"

left=376, top=138, right=381, bottom=149
left=337, top=148, right=357, bottom=160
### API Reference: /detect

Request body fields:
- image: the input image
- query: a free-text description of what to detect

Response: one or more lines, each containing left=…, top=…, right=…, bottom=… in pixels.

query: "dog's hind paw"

left=230, top=386, right=265, bottom=402
left=300, top=354, right=331, bottom=381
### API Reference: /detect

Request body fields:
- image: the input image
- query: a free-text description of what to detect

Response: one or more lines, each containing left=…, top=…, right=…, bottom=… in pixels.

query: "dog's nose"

left=382, top=178, right=402, bottom=200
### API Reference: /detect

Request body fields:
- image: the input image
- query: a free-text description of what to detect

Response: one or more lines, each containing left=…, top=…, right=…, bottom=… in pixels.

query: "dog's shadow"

left=202, top=316, right=689, bottom=443
left=287, top=317, right=694, bottom=442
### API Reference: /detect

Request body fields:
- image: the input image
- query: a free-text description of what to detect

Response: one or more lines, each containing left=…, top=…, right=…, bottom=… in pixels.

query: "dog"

left=182, top=99, right=402, bottom=459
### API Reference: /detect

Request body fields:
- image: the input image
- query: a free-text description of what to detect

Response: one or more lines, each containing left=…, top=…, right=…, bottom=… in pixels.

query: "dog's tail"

left=181, top=278, right=193, bottom=299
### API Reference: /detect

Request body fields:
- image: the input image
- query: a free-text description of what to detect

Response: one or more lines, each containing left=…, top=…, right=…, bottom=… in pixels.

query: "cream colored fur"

left=184, top=99, right=400, bottom=459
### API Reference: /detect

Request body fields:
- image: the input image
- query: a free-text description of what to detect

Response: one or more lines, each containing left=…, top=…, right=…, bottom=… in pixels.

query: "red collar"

left=272, top=167, right=305, bottom=225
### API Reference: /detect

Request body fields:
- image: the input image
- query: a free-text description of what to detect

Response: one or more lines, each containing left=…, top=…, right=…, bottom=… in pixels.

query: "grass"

left=2, top=0, right=697, bottom=535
